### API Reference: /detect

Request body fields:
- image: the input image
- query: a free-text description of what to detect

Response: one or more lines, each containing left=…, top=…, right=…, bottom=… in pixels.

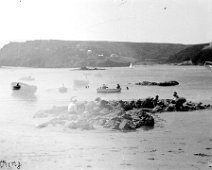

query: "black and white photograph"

left=0, top=0, right=212, bottom=169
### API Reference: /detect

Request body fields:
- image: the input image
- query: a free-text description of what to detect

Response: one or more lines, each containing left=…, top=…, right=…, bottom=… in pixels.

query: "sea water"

left=0, top=65, right=212, bottom=126
left=0, top=65, right=212, bottom=170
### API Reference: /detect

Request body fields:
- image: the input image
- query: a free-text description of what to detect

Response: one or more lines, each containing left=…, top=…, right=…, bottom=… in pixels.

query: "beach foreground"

left=0, top=65, right=211, bottom=170
left=0, top=109, right=212, bottom=170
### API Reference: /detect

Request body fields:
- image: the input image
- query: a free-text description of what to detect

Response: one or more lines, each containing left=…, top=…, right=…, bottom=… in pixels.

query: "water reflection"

left=73, top=79, right=89, bottom=88
left=11, top=91, right=37, bottom=102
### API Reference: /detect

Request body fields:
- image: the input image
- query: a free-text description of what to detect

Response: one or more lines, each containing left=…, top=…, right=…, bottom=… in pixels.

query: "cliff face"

left=0, top=40, right=186, bottom=68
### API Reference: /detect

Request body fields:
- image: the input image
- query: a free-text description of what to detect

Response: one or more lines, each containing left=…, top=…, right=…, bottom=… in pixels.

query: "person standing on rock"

left=173, top=92, right=186, bottom=111
left=153, top=95, right=159, bottom=107
left=173, top=92, right=179, bottom=99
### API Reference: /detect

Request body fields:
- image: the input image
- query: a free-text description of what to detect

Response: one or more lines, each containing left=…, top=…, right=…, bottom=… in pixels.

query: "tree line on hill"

left=0, top=40, right=211, bottom=67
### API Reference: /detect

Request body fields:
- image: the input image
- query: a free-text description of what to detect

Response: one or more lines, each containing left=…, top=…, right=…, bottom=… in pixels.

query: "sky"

left=0, top=0, right=211, bottom=47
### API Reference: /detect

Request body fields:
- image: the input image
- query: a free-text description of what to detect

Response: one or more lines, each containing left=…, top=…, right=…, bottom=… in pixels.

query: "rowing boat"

left=97, top=88, right=121, bottom=93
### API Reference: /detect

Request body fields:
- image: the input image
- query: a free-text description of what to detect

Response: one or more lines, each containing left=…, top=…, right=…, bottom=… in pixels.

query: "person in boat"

left=16, top=83, right=21, bottom=88
left=102, top=84, right=108, bottom=89
left=116, top=84, right=121, bottom=89
left=13, top=82, right=21, bottom=90
left=126, top=86, right=129, bottom=90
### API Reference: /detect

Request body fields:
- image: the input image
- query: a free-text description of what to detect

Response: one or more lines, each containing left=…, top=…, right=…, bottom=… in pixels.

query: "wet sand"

left=0, top=109, right=212, bottom=170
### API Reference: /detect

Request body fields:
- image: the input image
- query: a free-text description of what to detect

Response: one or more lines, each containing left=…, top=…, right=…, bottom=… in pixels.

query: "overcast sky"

left=0, top=0, right=211, bottom=47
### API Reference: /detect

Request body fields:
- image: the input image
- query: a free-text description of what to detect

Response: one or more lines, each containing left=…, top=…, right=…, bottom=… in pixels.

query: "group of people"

left=152, top=91, right=186, bottom=111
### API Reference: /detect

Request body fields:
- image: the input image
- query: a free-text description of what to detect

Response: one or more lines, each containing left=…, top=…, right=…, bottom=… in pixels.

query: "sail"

left=204, top=61, right=212, bottom=70
left=129, top=63, right=133, bottom=69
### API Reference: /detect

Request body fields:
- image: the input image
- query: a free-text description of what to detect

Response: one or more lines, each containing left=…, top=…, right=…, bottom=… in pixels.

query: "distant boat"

left=204, top=61, right=212, bottom=70
left=12, top=83, right=21, bottom=90
left=59, top=84, right=68, bottom=93
left=97, top=88, right=121, bottom=93
left=11, top=82, right=37, bottom=94
left=129, top=63, right=133, bottom=69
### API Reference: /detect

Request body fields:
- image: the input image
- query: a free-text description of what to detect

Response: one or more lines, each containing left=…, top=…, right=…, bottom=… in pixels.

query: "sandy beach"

left=0, top=108, right=212, bottom=170
left=0, top=66, right=211, bottom=170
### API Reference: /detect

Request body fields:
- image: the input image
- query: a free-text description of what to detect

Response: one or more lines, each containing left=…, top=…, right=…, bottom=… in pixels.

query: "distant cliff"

left=0, top=40, right=186, bottom=68
left=167, top=43, right=212, bottom=65
left=0, top=40, right=211, bottom=67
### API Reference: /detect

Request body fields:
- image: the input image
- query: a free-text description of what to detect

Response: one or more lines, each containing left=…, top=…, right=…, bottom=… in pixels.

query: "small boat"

left=129, top=63, right=133, bottom=69
left=204, top=61, right=212, bottom=70
left=11, top=82, right=37, bottom=94
left=59, top=84, right=68, bottom=93
left=97, top=88, right=121, bottom=93
left=13, top=84, right=21, bottom=90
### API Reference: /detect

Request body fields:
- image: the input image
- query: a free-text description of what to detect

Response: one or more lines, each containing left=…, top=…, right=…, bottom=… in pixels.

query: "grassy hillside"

left=167, top=43, right=212, bottom=65
left=0, top=40, right=186, bottom=68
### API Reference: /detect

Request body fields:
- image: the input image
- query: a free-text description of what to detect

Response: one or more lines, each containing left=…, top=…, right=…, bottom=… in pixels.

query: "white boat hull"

left=97, top=88, right=121, bottom=93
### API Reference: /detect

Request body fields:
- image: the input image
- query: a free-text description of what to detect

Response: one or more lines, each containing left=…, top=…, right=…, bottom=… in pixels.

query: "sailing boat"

left=204, top=61, right=212, bottom=70
left=129, top=63, right=133, bottom=69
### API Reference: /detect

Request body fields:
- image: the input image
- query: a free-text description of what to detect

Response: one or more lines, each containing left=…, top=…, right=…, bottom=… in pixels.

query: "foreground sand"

left=0, top=109, right=212, bottom=170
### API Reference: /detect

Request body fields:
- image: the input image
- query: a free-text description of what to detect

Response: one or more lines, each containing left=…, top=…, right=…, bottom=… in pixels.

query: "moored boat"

left=97, top=88, right=121, bottom=93
left=11, top=82, right=37, bottom=94
left=13, top=83, right=21, bottom=90
left=129, top=63, right=133, bottom=69
left=204, top=61, right=212, bottom=70
left=59, top=84, right=68, bottom=93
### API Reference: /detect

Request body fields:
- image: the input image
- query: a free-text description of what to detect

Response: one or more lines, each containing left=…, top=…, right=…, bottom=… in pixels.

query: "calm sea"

left=0, top=65, right=211, bottom=126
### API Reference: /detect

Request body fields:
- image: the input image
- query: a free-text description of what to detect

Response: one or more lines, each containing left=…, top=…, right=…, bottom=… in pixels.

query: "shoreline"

left=0, top=64, right=206, bottom=69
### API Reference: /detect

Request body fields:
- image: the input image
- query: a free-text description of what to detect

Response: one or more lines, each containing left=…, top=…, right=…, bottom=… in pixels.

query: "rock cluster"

left=118, top=97, right=211, bottom=113
left=74, top=66, right=106, bottom=71
left=34, top=99, right=154, bottom=131
left=34, top=96, right=211, bottom=131
left=135, top=80, right=179, bottom=86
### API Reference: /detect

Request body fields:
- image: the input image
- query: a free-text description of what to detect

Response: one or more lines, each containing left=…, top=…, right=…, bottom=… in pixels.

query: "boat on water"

left=13, top=83, right=21, bottom=90
left=204, top=61, right=212, bottom=70
left=97, top=88, right=121, bottom=93
left=129, top=63, right=133, bottom=69
left=11, top=82, right=37, bottom=94
left=58, top=84, right=68, bottom=93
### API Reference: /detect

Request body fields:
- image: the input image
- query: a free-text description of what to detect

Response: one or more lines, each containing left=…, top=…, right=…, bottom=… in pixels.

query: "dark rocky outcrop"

left=135, top=81, right=179, bottom=86
left=74, top=66, right=106, bottom=71
left=34, top=95, right=211, bottom=132
left=167, top=43, right=212, bottom=65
